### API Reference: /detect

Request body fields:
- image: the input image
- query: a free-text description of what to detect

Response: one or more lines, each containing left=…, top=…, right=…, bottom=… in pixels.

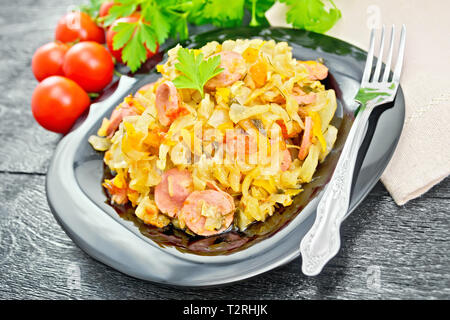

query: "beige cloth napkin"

left=266, top=0, right=450, bottom=205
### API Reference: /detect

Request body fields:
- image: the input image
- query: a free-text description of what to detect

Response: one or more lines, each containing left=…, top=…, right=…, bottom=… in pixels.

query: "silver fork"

left=300, top=25, right=407, bottom=276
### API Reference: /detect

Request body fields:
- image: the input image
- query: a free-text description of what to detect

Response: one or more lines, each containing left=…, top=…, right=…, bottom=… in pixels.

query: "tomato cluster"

left=31, top=2, right=158, bottom=134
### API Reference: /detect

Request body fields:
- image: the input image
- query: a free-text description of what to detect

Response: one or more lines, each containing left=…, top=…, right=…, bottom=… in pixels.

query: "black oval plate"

left=46, top=27, right=404, bottom=287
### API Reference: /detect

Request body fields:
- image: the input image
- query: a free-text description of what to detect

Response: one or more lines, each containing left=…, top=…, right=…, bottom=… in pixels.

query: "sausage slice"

left=293, top=93, right=316, bottom=105
left=155, top=81, right=182, bottom=126
left=205, top=51, right=246, bottom=90
left=106, top=104, right=139, bottom=138
left=154, top=168, right=193, bottom=218
left=180, top=190, right=235, bottom=236
left=299, top=61, right=329, bottom=81
left=281, top=148, right=292, bottom=171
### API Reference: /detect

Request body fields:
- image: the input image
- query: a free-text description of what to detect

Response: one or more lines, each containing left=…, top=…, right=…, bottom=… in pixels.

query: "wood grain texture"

left=0, top=0, right=65, bottom=174
left=0, top=0, right=449, bottom=300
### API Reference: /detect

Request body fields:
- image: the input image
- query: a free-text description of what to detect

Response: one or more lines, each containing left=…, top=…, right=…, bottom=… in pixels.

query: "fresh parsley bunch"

left=84, top=0, right=341, bottom=72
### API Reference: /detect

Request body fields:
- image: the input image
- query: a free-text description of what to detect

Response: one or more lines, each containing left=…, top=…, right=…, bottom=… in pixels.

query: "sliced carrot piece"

left=309, top=111, right=327, bottom=152
left=242, top=47, right=259, bottom=63
left=249, top=60, right=268, bottom=88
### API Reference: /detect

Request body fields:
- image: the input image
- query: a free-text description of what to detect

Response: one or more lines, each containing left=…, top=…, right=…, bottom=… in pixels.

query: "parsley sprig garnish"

left=172, top=48, right=224, bottom=98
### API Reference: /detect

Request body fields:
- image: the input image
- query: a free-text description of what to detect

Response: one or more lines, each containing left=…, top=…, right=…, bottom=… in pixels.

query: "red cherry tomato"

left=99, top=1, right=116, bottom=18
left=55, top=11, right=105, bottom=43
left=63, top=41, right=114, bottom=92
left=106, top=15, right=159, bottom=64
left=31, top=42, right=70, bottom=81
left=31, top=76, right=90, bottom=134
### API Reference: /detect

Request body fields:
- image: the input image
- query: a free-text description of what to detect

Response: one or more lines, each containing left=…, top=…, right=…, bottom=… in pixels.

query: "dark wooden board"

left=0, top=1, right=64, bottom=174
left=0, top=0, right=448, bottom=300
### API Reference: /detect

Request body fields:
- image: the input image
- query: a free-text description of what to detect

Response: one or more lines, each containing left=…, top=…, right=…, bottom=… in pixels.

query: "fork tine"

left=361, top=28, right=376, bottom=84
left=382, top=25, right=395, bottom=82
left=372, top=25, right=385, bottom=82
left=392, top=25, right=407, bottom=83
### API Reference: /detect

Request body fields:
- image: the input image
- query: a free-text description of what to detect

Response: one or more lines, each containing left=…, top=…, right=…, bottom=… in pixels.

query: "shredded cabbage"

left=89, top=39, right=338, bottom=233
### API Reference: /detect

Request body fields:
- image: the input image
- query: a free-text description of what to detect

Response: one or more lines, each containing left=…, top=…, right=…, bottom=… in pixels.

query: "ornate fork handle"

left=299, top=25, right=406, bottom=276
left=300, top=103, right=373, bottom=276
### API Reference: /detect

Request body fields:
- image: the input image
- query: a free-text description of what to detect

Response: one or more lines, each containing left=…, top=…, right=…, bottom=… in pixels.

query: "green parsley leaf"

left=140, top=23, right=158, bottom=53
left=280, top=0, right=341, bottom=33
left=116, top=20, right=158, bottom=72
left=166, top=0, right=195, bottom=14
left=168, top=13, right=190, bottom=40
left=172, top=48, right=224, bottom=98
left=122, top=28, right=148, bottom=72
left=111, top=12, right=159, bottom=72
left=164, top=0, right=199, bottom=40
left=112, top=21, right=136, bottom=50
left=189, top=0, right=245, bottom=28
left=141, top=2, right=172, bottom=44
left=103, top=0, right=138, bottom=26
